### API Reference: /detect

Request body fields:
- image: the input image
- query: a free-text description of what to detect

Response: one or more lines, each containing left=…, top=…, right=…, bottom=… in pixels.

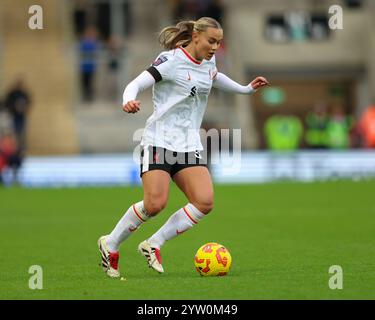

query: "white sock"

left=106, top=201, right=150, bottom=252
left=148, top=203, right=206, bottom=249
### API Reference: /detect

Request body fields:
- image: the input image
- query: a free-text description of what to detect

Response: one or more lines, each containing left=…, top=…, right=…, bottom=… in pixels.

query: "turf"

left=1, top=180, right=374, bottom=299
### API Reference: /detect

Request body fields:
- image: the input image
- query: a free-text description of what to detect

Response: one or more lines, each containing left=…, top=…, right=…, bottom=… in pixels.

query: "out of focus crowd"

left=263, top=102, right=375, bottom=151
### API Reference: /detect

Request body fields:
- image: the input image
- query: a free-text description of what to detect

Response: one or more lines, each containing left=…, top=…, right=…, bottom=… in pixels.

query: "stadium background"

left=0, top=0, right=374, bottom=300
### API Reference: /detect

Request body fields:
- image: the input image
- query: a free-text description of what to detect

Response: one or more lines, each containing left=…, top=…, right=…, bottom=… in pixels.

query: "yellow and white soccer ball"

left=194, top=242, right=232, bottom=276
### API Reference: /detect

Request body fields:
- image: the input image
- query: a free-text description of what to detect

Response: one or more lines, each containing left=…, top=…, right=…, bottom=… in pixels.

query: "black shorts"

left=140, top=145, right=208, bottom=178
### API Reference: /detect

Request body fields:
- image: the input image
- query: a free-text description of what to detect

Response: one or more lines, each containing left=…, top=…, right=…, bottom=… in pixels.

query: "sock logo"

left=176, top=229, right=188, bottom=235
left=128, top=225, right=138, bottom=232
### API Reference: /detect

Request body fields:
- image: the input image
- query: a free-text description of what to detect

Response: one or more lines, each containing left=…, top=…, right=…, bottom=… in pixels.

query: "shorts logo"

left=152, top=55, right=168, bottom=66
left=153, top=152, right=160, bottom=163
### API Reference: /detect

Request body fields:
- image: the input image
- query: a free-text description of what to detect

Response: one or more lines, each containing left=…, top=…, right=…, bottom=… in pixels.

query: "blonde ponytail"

left=158, top=17, right=222, bottom=50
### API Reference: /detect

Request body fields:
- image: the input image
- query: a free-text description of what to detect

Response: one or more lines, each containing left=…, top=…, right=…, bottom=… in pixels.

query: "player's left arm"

left=212, top=72, right=269, bottom=94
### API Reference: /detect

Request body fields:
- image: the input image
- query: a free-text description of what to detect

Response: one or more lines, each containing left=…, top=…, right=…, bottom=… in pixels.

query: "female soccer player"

left=98, top=17, right=269, bottom=278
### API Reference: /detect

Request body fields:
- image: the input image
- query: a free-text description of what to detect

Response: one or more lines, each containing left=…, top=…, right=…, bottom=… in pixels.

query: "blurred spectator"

left=4, top=79, right=32, bottom=155
left=305, top=101, right=329, bottom=149
left=73, top=0, right=87, bottom=37
left=79, top=26, right=99, bottom=102
left=0, top=131, right=22, bottom=185
left=325, top=104, right=353, bottom=149
left=358, top=105, right=375, bottom=148
left=264, top=114, right=303, bottom=151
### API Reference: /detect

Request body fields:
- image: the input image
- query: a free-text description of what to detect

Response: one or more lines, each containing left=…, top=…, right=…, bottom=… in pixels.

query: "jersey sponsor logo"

left=189, top=86, right=210, bottom=97
left=190, top=86, right=197, bottom=97
left=152, top=55, right=168, bottom=66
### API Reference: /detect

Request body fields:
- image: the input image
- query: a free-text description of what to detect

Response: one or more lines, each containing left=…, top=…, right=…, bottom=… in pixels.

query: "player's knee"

left=192, top=197, right=214, bottom=215
left=144, top=197, right=167, bottom=216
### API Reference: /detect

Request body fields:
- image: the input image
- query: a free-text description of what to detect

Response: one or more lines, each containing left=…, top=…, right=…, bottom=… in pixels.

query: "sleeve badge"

left=152, top=55, right=168, bottom=66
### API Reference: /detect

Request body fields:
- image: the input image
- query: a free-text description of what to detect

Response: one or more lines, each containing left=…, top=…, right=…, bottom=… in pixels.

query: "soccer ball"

left=194, top=242, right=232, bottom=276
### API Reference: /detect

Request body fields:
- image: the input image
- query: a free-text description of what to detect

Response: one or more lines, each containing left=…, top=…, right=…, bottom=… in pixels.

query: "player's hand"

left=123, top=100, right=141, bottom=113
left=250, top=76, right=269, bottom=91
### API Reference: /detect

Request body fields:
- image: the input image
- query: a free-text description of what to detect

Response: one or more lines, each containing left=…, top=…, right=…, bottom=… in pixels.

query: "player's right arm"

left=122, top=71, right=155, bottom=113
left=122, top=51, right=175, bottom=114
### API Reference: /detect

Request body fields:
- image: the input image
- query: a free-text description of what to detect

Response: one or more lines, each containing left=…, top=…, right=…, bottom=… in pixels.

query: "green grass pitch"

left=1, top=180, right=374, bottom=299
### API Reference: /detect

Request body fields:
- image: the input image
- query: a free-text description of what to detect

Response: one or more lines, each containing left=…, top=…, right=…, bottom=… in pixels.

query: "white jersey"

left=141, top=47, right=218, bottom=152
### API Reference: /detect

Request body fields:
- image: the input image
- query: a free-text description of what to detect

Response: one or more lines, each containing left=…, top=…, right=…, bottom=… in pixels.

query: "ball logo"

left=215, top=247, right=228, bottom=267
left=202, top=244, right=214, bottom=253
